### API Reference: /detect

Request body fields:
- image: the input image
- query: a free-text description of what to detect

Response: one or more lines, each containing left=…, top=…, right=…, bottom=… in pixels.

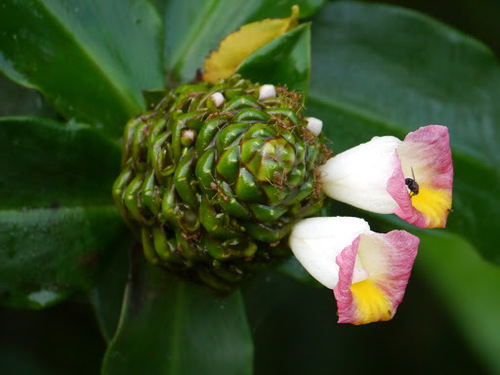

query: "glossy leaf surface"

left=0, top=207, right=125, bottom=309
left=243, top=264, right=489, bottom=373
left=0, top=117, right=126, bottom=308
left=162, top=0, right=325, bottom=85
left=0, top=0, right=164, bottom=138
left=417, top=233, right=500, bottom=373
left=90, top=234, right=133, bottom=343
left=0, top=74, right=57, bottom=119
left=102, top=249, right=253, bottom=375
left=308, top=2, right=500, bottom=262
left=237, top=23, right=311, bottom=94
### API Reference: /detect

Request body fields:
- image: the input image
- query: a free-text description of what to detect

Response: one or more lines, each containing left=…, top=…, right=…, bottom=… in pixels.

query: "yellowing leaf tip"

left=202, top=5, right=301, bottom=83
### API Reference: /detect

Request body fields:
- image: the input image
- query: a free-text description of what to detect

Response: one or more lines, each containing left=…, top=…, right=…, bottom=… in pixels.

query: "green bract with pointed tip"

left=113, top=75, right=328, bottom=292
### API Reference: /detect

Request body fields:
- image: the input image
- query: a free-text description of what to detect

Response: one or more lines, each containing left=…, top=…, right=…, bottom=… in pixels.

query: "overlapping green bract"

left=113, top=75, right=327, bottom=292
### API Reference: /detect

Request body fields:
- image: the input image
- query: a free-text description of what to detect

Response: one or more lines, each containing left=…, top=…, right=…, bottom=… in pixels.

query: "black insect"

left=405, top=167, right=419, bottom=197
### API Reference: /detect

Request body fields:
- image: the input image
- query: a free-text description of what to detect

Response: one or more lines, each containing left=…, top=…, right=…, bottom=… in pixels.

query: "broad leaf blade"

left=243, top=266, right=488, bottom=373
left=247, top=0, right=326, bottom=20
left=102, top=249, right=253, bottom=375
left=0, top=207, right=125, bottom=309
left=163, top=0, right=325, bottom=85
left=0, top=117, right=126, bottom=308
left=237, top=23, right=311, bottom=94
left=90, top=234, right=134, bottom=343
left=0, top=117, right=121, bottom=208
left=276, top=256, right=320, bottom=287
left=0, top=0, right=164, bottom=138
left=417, top=233, right=500, bottom=373
left=0, top=74, right=57, bottom=118
left=308, top=2, right=500, bottom=262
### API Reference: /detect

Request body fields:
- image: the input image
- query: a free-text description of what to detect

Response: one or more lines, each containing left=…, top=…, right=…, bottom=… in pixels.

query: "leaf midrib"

left=167, top=0, right=220, bottom=77
left=36, top=0, right=140, bottom=116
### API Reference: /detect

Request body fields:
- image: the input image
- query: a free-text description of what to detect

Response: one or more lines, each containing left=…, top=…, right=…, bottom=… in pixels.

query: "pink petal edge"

left=333, top=231, right=419, bottom=324
left=333, top=235, right=360, bottom=323
left=403, top=125, right=453, bottom=191
left=387, top=125, right=453, bottom=228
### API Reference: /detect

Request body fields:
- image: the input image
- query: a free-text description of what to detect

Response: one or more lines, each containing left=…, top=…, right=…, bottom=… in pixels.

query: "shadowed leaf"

left=102, top=248, right=253, bottom=375
left=0, top=117, right=126, bottom=308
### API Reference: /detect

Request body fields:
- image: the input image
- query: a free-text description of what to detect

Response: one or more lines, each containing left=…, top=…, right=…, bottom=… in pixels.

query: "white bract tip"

left=305, top=117, right=323, bottom=136
left=210, top=92, right=225, bottom=107
left=320, top=136, right=401, bottom=214
left=258, top=84, right=276, bottom=100
left=289, top=217, right=370, bottom=289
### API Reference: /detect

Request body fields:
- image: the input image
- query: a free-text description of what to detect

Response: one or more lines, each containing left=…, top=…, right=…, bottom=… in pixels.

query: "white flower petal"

left=320, top=136, right=401, bottom=214
left=289, top=217, right=370, bottom=289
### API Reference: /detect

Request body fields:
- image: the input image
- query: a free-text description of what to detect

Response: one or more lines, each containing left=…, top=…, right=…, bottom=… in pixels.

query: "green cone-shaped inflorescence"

left=113, top=75, right=329, bottom=293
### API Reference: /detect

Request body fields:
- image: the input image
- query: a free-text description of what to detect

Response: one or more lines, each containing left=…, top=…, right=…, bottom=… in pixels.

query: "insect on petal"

left=321, top=125, right=453, bottom=229
left=388, top=125, right=453, bottom=228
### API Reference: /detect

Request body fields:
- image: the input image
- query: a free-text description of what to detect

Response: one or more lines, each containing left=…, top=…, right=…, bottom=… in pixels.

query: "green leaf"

left=102, top=249, right=253, bottom=375
left=417, top=233, right=500, bottom=373
left=0, top=300, right=106, bottom=373
left=0, top=343, right=54, bottom=375
left=90, top=234, right=133, bottom=343
left=276, top=256, right=320, bottom=287
left=308, top=2, right=500, bottom=262
left=162, top=0, right=325, bottom=85
left=0, top=207, right=125, bottom=309
left=0, top=117, right=126, bottom=308
left=0, top=0, right=164, bottom=138
left=247, top=0, right=326, bottom=20
left=0, top=74, right=57, bottom=118
left=237, top=23, right=311, bottom=94
left=243, top=268, right=487, bottom=373
left=0, top=117, right=121, bottom=208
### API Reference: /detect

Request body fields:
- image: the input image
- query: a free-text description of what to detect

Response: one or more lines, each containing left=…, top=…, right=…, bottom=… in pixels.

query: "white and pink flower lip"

left=320, top=125, right=453, bottom=228
left=289, top=217, right=419, bottom=325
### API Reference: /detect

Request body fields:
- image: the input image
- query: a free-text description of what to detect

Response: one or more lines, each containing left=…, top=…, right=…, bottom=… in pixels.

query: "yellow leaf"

left=202, top=5, right=300, bottom=83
